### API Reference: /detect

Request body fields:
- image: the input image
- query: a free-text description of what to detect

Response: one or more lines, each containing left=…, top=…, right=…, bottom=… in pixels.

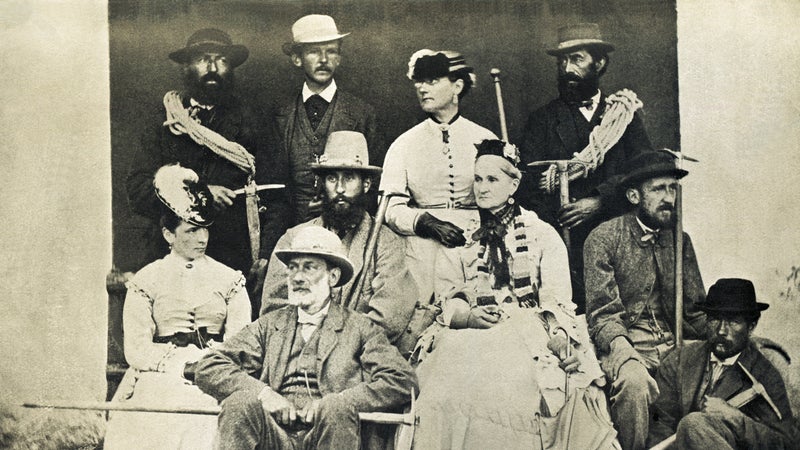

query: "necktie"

left=305, top=95, right=329, bottom=130
left=298, top=315, right=324, bottom=341
left=641, top=229, right=661, bottom=246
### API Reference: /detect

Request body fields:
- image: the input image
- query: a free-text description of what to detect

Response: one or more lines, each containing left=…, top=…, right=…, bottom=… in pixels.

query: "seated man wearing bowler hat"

left=195, top=226, right=417, bottom=450
left=584, top=151, right=707, bottom=450
left=126, top=28, right=289, bottom=316
left=261, top=131, right=421, bottom=357
left=275, top=15, right=385, bottom=224
left=648, top=278, right=797, bottom=449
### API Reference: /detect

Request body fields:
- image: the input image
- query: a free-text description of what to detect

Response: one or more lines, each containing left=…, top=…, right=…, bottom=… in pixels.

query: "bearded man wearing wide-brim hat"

left=196, top=225, right=418, bottom=450
left=517, top=22, right=654, bottom=316
left=126, top=28, right=290, bottom=317
left=272, top=14, right=385, bottom=225
left=261, top=131, right=421, bottom=356
left=584, top=150, right=707, bottom=450
left=648, top=278, right=797, bottom=449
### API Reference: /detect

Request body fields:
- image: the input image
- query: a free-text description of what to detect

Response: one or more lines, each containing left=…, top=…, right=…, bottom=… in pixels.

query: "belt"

left=153, top=327, right=222, bottom=348
left=418, top=201, right=477, bottom=210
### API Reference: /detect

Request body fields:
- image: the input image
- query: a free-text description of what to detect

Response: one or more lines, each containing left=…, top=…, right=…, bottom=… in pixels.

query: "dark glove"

left=415, top=212, right=466, bottom=248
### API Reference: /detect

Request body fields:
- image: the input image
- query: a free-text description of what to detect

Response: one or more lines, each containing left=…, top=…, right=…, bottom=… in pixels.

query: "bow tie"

left=640, top=229, right=661, bottom=246
left=297, top=316, right=324, bottom=327
left=568, top=99, right=595, bottom=109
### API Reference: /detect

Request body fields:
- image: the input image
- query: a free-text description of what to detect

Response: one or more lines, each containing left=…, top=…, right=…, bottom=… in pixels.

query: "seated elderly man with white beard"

left=195, top=226, right=417, bottom=450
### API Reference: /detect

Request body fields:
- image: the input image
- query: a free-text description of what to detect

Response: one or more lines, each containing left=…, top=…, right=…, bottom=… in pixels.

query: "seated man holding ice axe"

left=647, top=278, right=797, bottom=449
left=195, top=226, right=417, bottom=450
left=261, top=131, right=421, bottom=357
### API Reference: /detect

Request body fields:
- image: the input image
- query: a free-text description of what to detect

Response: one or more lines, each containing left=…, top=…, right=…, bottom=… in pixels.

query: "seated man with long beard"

left=261, top=131, right=420, bottom=356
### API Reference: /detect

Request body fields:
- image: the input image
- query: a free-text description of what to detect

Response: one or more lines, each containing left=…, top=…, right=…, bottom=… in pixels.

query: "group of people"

left=108, top=14, right=798, bottom=450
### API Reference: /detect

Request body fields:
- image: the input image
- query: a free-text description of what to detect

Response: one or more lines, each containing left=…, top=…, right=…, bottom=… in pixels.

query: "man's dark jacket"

left=273, top=89, right=384, bottom=224
left=517, top=96, right=653, bottom=228
left=648, top=340, right=797, bottom=448
left=126, top=92, right=289, bottom=274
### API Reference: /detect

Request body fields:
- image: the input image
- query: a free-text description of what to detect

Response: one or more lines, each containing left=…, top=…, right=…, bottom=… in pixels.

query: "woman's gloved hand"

left=415, top=212, right=466, bottom=248
left=450, top=305, right=502, bottom=329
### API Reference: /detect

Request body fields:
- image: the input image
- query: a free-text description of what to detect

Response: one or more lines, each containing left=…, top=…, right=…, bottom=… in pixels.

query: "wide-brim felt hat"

left=546, top=23, right=615, bottom=56
left=310, top=131, right=382, bottom=174
left=620, top=150, right=689, bottom=188
left=153, top=164, right=214, bottom=227
left=698, top=278, right=769, bottom=314
left=282, top=14, right=350, bottom=55
left=169, top=28, right=249, bottom=67
left=274, top=226, right=354, bottom=287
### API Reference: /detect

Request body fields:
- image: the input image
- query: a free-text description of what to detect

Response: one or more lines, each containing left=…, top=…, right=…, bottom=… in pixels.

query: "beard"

left=184, top=70, right=235, bottom=106
left=638, top=204, right=676, bottom=230
left=287, top=272, right=331, bottom=308
left=557, top=70, right=600, bottom=103
left=321, top=192, right=367, bottom=232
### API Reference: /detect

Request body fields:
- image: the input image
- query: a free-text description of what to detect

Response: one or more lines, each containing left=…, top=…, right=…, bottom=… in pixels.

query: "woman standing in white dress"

left=380, top=49, right=497, bottom=303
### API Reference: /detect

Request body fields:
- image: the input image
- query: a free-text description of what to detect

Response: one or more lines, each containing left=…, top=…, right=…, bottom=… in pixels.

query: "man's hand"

left=208, top=184, right=236, bottom=210
left=258, top=387, right=297, bottom=425
left=306, top=196, right=323, bottom=219
left=703, top=396, right=746, bottom=426
left=415, top=212, right=467, bottom=248
left=298, top=399, right=322, bottom=425
left=558, top=196, right=601, bottom=229
left=605, top=336, right=644, bottom=380
left=468, top=305, right=502, bottom=329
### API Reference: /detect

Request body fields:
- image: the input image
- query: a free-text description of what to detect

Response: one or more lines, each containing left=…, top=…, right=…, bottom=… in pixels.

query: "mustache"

left=200, top=73, right=225, bottom=85
left=559, top=73, right=584, bottom=83
left=315, top=65, right=332, bottom=72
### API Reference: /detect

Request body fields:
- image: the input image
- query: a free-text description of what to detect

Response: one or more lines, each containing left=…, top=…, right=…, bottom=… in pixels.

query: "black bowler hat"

left=169, top=28, right=249, bottom=67
left=620, top=150, right=689, bottom=188
left=698, top=278, right=769, bottom=314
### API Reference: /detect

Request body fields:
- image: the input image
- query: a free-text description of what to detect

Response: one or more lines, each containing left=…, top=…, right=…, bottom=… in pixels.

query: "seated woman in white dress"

left=412, top=140, right=616, bottom=450
left=104, top=165, right=251, bottom=450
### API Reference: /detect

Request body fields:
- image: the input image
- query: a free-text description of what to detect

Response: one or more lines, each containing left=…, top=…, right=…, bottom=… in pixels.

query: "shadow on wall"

left=109, top=0, right=679, bottom=271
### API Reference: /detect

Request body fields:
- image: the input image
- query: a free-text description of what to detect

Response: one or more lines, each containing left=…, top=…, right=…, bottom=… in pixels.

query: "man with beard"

left=584, top=151, right=707, bottom=450
left=648, top=278, right=796, bottom=449
left=195, top=226, right=417, bottom=450
left=126, top=28, right=289, bottom=316
left=518, top=23, right=653, bottom=314
left=274, top=15, right=385, bottom=224
left=260, top=131, right=420, bottom=356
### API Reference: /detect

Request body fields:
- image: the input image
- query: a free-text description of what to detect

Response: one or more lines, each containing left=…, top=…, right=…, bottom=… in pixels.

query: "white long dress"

left=103, top=253, right=250, bottom=450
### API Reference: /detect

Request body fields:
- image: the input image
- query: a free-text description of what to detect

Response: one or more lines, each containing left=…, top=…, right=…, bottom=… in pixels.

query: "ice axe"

left=525, top=160, right=588, bottom=248
left=649, top=360, right=782, bottom=450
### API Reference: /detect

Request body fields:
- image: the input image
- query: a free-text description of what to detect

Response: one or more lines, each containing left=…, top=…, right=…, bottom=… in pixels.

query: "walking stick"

left=343, top=191, right=393, bottom=310
left=489, top=68, right=509, bottom=142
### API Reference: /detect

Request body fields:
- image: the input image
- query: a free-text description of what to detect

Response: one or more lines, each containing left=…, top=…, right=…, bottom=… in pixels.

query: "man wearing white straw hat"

left=261, top=131, right=420, bottom=356
left=196, top=226, right=417, bottom=450
left=274, top=14, right=385, bottom=224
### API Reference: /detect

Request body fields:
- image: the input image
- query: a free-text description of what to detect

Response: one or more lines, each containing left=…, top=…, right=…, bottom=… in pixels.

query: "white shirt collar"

left=302, top=79, right=337, bottom=103
left=578, top=90, right=601, bottom=121
left=710, top=352, right=741, bottom=367
left=189, top=98, right=214, bottom=110
left=635, top=216, right=657, bottom=234
left=165, top=252, right=207, bottom=269
left=297, top=300, right=331, bottom=324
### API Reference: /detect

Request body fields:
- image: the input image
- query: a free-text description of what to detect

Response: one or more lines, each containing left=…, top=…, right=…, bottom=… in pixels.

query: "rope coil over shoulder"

left=163, top=90, right=262, bottom=261
left=541, top=89, right=643, bottom=194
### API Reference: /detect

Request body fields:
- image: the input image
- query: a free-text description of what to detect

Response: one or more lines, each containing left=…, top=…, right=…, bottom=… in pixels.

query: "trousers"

left=215, top=390, right=360, bottom=450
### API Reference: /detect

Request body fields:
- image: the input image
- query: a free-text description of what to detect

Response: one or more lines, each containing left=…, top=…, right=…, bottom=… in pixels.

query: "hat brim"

left=546, top=40, right=615, bottom=56
left=169, top=44, right=249, bottom=67
left=309, top=164, right=382, bottom=175
left=621, top=166, right=688, bottom=188
left=697, top=302, right=770, bottom=313
left=282, top=34, right=350, bottom=55
left=274, top=250, right=354, bottom=288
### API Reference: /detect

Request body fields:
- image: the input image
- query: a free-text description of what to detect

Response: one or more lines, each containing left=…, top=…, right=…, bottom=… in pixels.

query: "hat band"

left=188, top=39, right=232, bottom=48
left=318, top=158, right=365, bottom=167
left=292, top=31, right=347, bottom=44
left=555, top=38, right=610, bottom=51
